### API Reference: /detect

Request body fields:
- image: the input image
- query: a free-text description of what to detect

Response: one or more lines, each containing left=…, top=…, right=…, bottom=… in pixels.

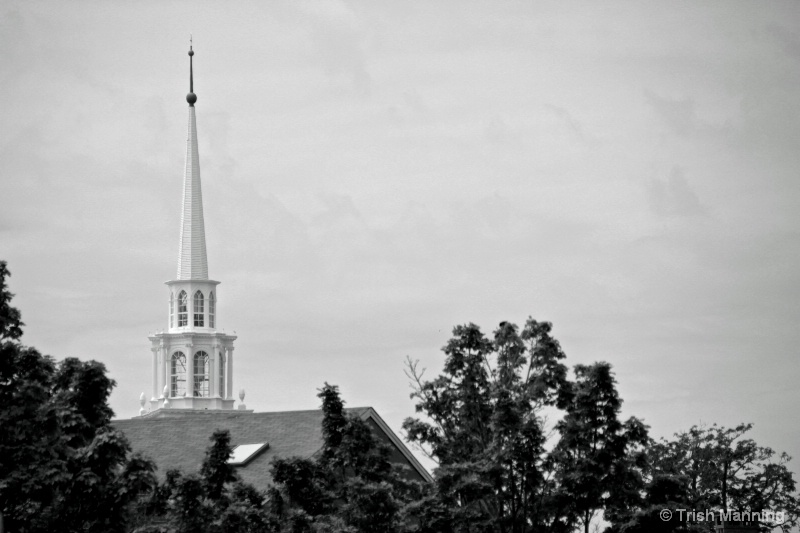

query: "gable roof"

left=112, top=407, right=432, bottom=490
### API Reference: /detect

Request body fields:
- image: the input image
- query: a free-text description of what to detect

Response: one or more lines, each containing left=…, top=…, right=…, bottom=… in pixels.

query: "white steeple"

left=176, top=44, right=208, bottom=280
left=145, top=42, right=237, bottom=414
left=177, top=105, right=209, bottom=280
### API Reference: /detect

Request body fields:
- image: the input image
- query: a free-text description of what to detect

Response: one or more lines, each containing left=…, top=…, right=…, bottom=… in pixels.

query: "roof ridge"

left=113, top=406, right=375, bottom=423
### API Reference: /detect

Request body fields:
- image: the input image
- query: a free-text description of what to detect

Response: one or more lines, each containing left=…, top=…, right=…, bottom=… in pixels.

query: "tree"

left=642, top=424, right=800, bottom=533
left=0, top=261, right=23, bottom=341
left=605, top=472, right=703, bottom=533
left=266, top=383, right=424, bottom=533
left=142, top=429, right=271, bottom=533
left=0, top=260, right=157, bottom=533
left=201, top=429, right=239, bottom=502
left=402, top=319, right=572, bottom=532
left=549, top=362, right=649, bottom=533
left=146, top=383, right=422, bottom=533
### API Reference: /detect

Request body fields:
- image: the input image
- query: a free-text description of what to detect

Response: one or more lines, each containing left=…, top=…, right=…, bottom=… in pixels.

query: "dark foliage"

left=0, top=261, right=23, bottom=341
left=265, top=383, right=425, bottom=532
left=142, top=430, right=270, bottom=533
left=4, top=259, right=798, bottom=533
left=0, top=261, right=157, bottom=533
left=201, top=429, right=238, bottom=502
left=609, top=424, right=800, bottom=533
left=144, top=384, right=422, bottom=532
left=402, top=319, right=576, bottom=532
left=406, top=319, right=800, bottom=533
left=550, top=362, right=649, bottom=533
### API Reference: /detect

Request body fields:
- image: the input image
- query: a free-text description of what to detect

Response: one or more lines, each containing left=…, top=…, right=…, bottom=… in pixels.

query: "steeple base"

left=150, top=396, right=236, bottom=411
left=136, top=406, right=254, bottom=419
left=148, top=330, right=237, bottom=412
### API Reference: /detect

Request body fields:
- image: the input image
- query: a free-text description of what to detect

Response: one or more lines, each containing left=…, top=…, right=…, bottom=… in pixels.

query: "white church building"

left=113, top=45, right=431, bottom=490
left=145, top=44, right=237, bottom=413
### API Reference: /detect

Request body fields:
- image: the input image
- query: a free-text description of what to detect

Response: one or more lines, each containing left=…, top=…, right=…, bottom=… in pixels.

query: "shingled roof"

left=113, top=408, right=432, bottom=491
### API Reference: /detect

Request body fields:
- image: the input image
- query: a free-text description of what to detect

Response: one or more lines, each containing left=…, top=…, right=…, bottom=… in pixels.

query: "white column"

left=209, top=344, right=217, bottom=398
left=219, top=351, right=225, bottom=399
left=151, top=346, right=158, bottom=400
left=186, top=342, right=194, bottom=397
left=226, top=346, right=234, bottom=400
left=159, top=344, right=167, bottom=398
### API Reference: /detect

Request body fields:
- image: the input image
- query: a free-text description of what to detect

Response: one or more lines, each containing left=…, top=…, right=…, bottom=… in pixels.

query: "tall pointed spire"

left=177, top=40, right=208, bottom=280
left=147, top=41, right=237, bottom=414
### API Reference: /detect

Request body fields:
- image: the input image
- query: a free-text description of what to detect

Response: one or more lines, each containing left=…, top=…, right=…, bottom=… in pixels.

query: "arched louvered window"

left=170, top=352, right=187, bottom=397
left=193, top=291, right=204, bottom=327
left=218, top=352, right=225, bottom=398
left=169, top=292, right=174, bottom=328
left=209, top=292, right=216, bottom=329
left=177, top=291, right=188, bottom=327
left=193, top=351, right=209, bottom=397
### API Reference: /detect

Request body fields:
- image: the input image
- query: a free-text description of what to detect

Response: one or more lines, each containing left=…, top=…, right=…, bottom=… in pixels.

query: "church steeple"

left=145, top=42, right=238, bottom=414
left=177, top=41, right=208, bottom=280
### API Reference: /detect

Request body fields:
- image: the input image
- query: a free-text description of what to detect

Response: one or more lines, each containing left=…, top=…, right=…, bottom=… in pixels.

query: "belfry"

left=147, top=43, right=237, bottom=412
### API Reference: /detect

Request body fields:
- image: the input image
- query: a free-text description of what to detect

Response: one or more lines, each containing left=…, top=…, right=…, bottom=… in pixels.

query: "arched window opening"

left=218, top=352, right=225, bottom=398
left=194, top=291, right=204, bottom=327
left=209, top=292, right=216, bottom=329
left=177, top=291, right=188, bottom=327
left=171, top=352, right=187, bottom=397
left=169, top=292, right=174, bottom=328
left=193, top=351, right=209, bottom=397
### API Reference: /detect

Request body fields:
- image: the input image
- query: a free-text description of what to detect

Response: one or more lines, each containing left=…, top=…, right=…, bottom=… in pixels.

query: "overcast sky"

left=2, top=1, right=800, bottom=472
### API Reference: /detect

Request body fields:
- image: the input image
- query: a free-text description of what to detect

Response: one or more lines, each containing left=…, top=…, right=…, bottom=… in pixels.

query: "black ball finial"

left=187, top=38, right=196, bottom=106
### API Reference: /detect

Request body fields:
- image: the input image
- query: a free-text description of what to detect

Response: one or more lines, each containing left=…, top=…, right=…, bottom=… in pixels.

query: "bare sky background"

left=2, top=1, right=800, bottom=473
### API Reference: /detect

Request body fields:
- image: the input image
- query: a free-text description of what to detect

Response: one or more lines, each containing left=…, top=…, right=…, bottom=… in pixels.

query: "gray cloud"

left=483, top=115, right=523, bottom=149
left=299, top=2, right=372, bottom=96
left=545, top=104, right=586, bottom=142
left=644, top=90, right=696, bottom=136
left=766, top=23, right=800, bottom=59
left=648, top=167, right=706, bottom=217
